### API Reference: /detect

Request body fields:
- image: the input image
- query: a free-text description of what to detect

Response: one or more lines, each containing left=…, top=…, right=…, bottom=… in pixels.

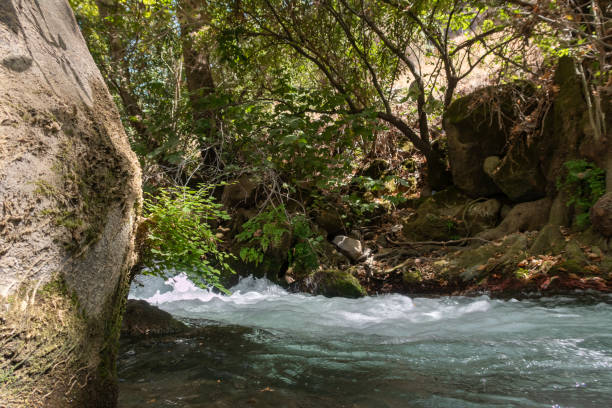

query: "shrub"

left=236, top=205, right=323, bottom=274
left=142, top=184, right=235, bottom=292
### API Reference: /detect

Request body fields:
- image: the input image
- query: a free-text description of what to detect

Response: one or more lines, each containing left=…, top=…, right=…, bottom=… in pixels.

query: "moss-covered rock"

left=402, top=187, right=469, bottom=241
left=312, top=269, right=366, bottom=298
left=402, top=269, right=423, bottom=286
left=446, top=233, right=530, bottom=282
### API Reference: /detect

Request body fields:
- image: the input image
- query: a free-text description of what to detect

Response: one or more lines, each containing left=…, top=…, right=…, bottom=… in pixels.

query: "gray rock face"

left=0, top=1, right=141, bottom=406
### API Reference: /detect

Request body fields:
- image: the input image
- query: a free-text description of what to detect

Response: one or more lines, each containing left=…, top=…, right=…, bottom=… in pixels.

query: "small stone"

left=332, top=235, right=366, bottom=261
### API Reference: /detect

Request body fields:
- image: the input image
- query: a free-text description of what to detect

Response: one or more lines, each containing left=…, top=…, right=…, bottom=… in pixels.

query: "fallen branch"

left=386, top=234, right=493, bottom=247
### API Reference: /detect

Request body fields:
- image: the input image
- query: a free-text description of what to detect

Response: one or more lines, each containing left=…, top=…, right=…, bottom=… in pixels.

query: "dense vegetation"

left=69, top=0, right=610, bottom=291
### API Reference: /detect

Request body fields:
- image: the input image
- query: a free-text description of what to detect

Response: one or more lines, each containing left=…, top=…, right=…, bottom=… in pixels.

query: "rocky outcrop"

left=444, top=82, right=535, bottom=197
left=0, top=1, right=141, bottom=407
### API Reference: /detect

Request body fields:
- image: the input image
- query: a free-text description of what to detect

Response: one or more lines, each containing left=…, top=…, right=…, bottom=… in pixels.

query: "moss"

left=403, top=213, right=464, bottom=242
left=317, top=269, right=366, bottom=298
left=0, top=277, right=90, bottom=406
left=402, top=269, right=422, bottom=285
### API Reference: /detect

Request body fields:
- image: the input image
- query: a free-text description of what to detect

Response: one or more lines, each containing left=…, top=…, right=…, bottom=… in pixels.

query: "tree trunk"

left=94, top=0, right=163, bottom=153
left=177, top=0, right=222, bottom=171
left=0, top=1, right=141, bottom=406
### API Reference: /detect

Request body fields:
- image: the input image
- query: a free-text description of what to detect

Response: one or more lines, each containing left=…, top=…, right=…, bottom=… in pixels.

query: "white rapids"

left=120, top=274, right=612, bottom=408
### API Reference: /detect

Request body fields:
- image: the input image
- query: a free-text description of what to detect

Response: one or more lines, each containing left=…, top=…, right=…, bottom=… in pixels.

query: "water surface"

left=118, top=275, right=612, bottom=407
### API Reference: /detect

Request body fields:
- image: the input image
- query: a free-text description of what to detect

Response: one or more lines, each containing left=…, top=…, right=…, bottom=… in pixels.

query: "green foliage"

left=236, top=206, right=323, bottom=274
left=290, top=215, right=324, bottom=274
left=558, top=160, right=606, bottom=227
left=142, top=184, right=235, bottom=292
left=514, top=267, right=530, bottom=280
left=236, top=206, right=290, bottom=266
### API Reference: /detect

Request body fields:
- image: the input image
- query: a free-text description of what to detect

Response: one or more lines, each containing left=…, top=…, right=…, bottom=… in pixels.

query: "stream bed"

left=118, top=275, right=612, bottom=408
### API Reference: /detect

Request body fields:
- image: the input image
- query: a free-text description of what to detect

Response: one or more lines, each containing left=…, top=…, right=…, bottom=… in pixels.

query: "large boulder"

left=0, top=1, right=141, bottom=406
left=444, top=82, right=535, bottom=197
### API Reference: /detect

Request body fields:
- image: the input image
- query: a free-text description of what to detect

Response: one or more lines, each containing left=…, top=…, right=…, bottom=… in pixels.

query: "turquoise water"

left=118, top=275, right=612, bottom=407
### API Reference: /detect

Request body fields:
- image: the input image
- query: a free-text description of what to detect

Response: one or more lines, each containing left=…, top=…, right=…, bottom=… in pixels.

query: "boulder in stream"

left=122, top=300, right=187, bottom=338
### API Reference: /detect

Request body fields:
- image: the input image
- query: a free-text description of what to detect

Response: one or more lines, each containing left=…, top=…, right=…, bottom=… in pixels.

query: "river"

left=118, top=274, right=612, bottom=408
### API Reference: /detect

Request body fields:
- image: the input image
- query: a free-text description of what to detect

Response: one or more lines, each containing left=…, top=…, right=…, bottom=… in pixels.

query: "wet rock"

left=333, top=235, right=368, bottom=261
left=591, top=192, right=612, bottom=237
left=121, top=299, right=187, bottom=338
left=309, top=269, right=366, bottom=298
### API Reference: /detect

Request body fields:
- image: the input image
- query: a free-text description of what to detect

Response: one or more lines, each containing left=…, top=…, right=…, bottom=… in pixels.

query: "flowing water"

left=118, top=275, right=612, bottom=408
